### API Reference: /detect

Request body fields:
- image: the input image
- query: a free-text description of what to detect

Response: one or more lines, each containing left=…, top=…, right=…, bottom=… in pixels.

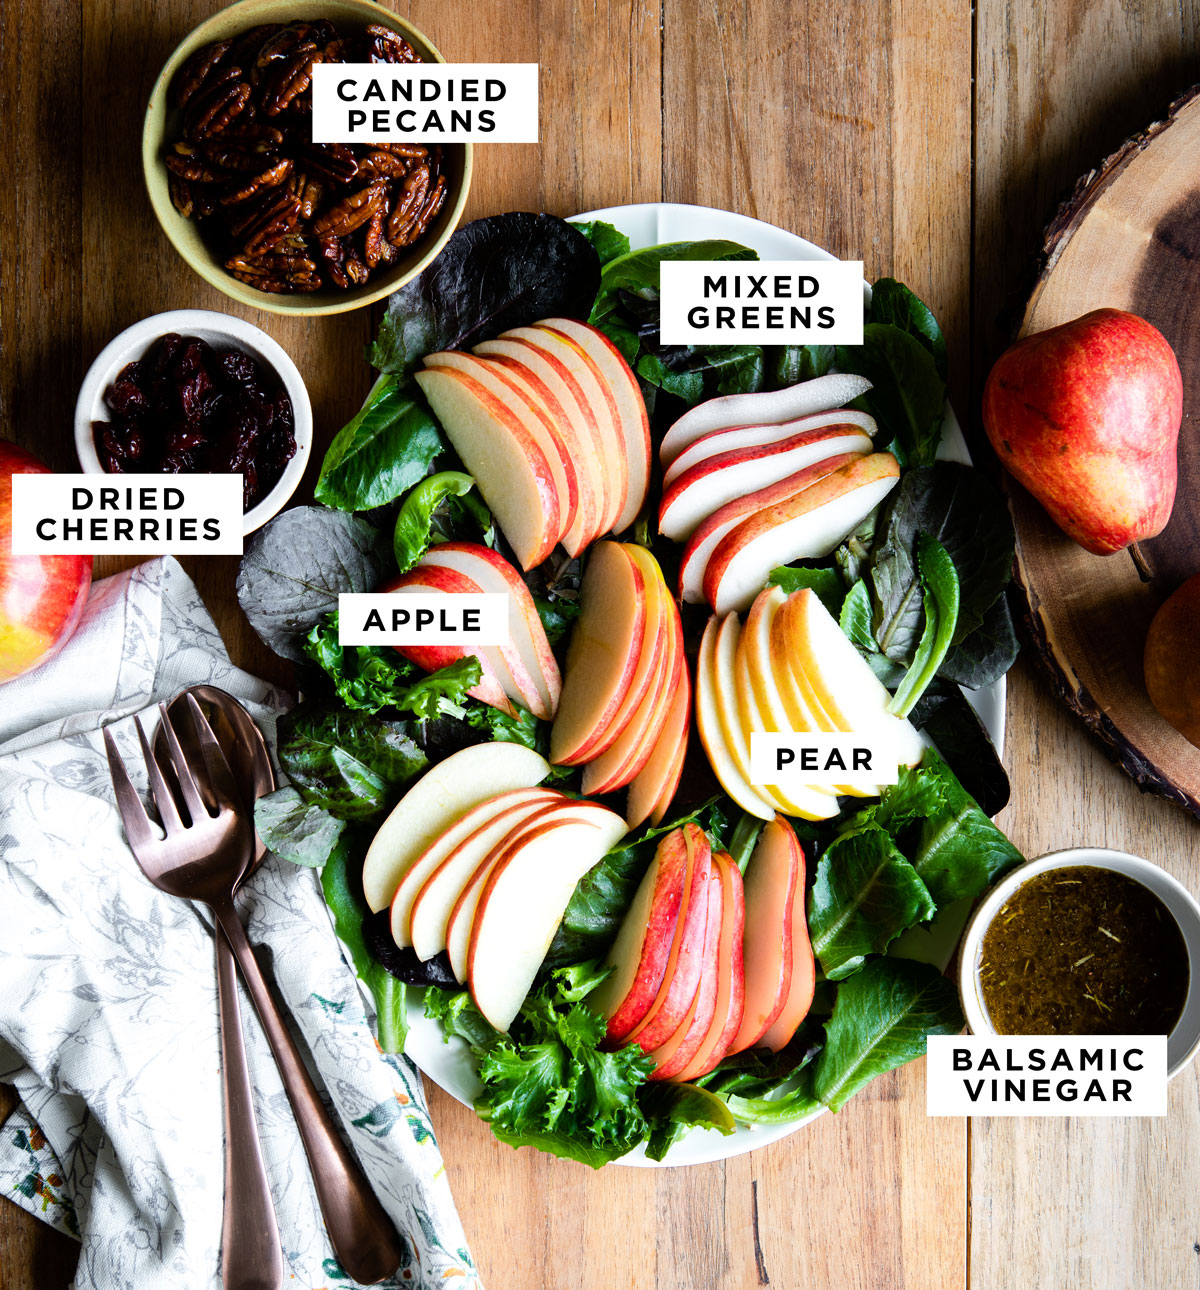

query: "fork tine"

left=158, top=702, right=209, bottom=822
left=185, top=692, right=242, bottom=810
left=134, top=716, right=184, bottom=835
left=103, top=726, right=157, bottom=854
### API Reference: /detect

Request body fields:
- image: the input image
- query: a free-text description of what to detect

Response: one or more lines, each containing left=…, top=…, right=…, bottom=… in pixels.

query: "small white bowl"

left=958, top=847, right=1200, bottom=1079
left=74, top=309, right=312, bottom=536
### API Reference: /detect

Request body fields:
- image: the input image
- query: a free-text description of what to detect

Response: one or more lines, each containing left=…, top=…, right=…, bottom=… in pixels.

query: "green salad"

left=238, top=210, right=1024, bottom=1165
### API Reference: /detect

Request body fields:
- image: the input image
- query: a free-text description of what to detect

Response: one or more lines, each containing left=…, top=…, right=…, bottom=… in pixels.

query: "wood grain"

left=974, top=3, right=1200, bottom=1287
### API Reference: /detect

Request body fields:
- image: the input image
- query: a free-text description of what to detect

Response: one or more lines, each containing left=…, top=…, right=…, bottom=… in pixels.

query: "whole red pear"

left=982, top=308, right=1182, bottom=555
left=1, top=440, right=93, bottom=683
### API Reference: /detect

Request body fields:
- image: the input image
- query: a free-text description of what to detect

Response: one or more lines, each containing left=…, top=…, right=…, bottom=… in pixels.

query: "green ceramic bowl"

left=142, top=0, right=472, bottom=316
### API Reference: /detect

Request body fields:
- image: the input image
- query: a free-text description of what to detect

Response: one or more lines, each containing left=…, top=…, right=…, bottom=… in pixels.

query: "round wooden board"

left=1012, top=85, right=1200, bottom=819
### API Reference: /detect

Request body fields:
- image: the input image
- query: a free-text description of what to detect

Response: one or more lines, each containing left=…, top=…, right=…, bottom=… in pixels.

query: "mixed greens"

left=238, top=209, right=1024, bottom=1164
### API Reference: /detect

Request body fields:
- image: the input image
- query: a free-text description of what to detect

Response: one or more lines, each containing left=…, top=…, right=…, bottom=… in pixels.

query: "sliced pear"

left=625, top=660, right=691, bottom=830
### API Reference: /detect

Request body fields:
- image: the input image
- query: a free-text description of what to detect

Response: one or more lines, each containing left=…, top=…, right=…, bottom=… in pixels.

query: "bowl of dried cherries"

left=75, top=309, right=313, bottom=535
left=142, top=0, right=472, bottom=315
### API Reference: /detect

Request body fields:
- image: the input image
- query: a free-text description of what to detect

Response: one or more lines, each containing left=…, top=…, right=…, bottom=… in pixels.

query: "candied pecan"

left=220, top=158, right=293, bottom=205
left=169, top=174, right=195, bottom=218
left=386, top=161, right=429, bottom=243
left=312, top=182, right=384, bottom=237
left=365, top=23, right=417, bottom=63
left=186, top=71, right=251, bottom=138
left=176, top=38, right=233, bottom=108
left=256, top=25, right=318, bottom=66
left=242, top=193, right=302, bottom=253
left=226, top=251, right=320, bottom=293
left=214, top=121, right=285, bottom=145
left=374, top=142, right=429, bottom=159
left=363, top=206, right=386, bottom=267
left=323, top=37, right=348, bottom=61
left=318, top=235, right=349, bottom=288
left=301, top=141, right=359, bottom=184
left=262, top=49, right=323, bottom=116
left=393, top=174, right=447, bottom=247
left=343, top=247, right=370, bottom=285
left=356, top=149, right=410, bottom=180
left=228, top=23, right=283, bottom=69
left=286, top=170, right=324, bottom=220
left=202, top=137, right=280, bottom=169
left=165, top=152, right=222, bottom=183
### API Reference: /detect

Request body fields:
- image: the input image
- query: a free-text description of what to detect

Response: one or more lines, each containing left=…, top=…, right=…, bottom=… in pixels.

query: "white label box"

left=312, top=63, right=539, bottom=143
left=748, top=731, right=899, bottom=790
left=9, top=474, right=243, bottom=555
left=338, top=592, right=510, bottom=646
left=926, top=1035, right=1168, bottom=1116
left=659, top=259, right=865, bottom=346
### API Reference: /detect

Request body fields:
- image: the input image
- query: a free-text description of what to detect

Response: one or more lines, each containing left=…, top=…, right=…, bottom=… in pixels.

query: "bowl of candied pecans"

left=142, top=0, right=472, bottom=315
left=75, top=309, right=313, bottom=534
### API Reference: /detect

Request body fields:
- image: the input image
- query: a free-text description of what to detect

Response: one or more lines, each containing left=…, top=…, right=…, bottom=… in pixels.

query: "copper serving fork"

left=104, top=695, right=405, bottom=1286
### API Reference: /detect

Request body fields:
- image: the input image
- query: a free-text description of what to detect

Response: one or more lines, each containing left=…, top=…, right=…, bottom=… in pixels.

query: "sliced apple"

left=571, top=544, right=670, bottom=766
left=778, top=588, right=926, bottom=767
left=392, top=788, right=561, bottom=951
left=622, top=824, right=713, bottom=1055
left=551, top=543, right=647, bottom=765
left=704, top=452, right=902, bottom=616
left=414, top=365, right=561, bottom=569
left=499, top=324, right=628, bottom=535
left=468, top=806, right=628, bottom=1031
left=678, top=450, right=867, bottom=604
left=397, top=784, right=557, bottom=959
left=717, top=613, right=840, bottom=821
left=384, top=565, right=543, bottom=717
left=361, top=742, right=551, bottom=912
left=727, top=817, right=802, bottom=1054
left=591, top=826, right=693, bottom=1042
left=625, top=662, right=691, bottom=830
left=535, top=318, right=651, bottom=534
left=424, top=350, right=579, bottom=551
left=646, top=864, right=723, bottom=1080
left=446, top=800, right=625, bottom=986
left=659, top=424, right=875, bottom=542
left=475, top=336, right=611, bottom=550
left=417, top=541, right=561, bottom=718
left=673, top=851, right=746, bottom=1082
left=758, top=831, right=816, bottom=1052
left=694, top=614, right=777, bottom=821
left=663, top=409, right=878, bottom=486
left=659, top=372, right=873, bottom=468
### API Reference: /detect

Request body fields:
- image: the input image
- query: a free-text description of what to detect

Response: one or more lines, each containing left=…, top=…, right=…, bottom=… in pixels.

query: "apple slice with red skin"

left=624, top=823, right=714, bottom=1054
left=414, top=365, right=561, bottom=569
left=659, top=372, right=873, bottom=468
left=694, top=613, right=778, bottom=821
left=777, top=587, right=926, bottom=768
left=424, top=350, right=580, bottom=550
left=673, top=851, right=746, bottom=1081
left=659, top=424, right=875, bottom=542
left=727, top=817, right=804, bottom=1054
left=580, top=602, right=681, bottom=795
left=390, top=787, right=562, bottom=949
left=408, top=791, right=565, bottom=961
left=570, top=544, right=671, bottom=767
left=499, top=325, right=629, bottom=535
left=704, top=452, right=902, bottom=616
left=663, top=409, right=878, bottom=486
left=624, top=658, right=691, bottom=830
left=591, top=825, right=694, bottom=1042
left=758, top=831, right=816, bottom=1052
left=362, top=742, right=550, bottom=913
left=551, top=543, right=648, bottom=765
left=474, top=336, right=611, bottom=550
left=678, top=450, right=867, bottom=604
left=416, top=541, right=562, bottom=718
left=646, top=862, right=724, bottom=1080
left=446, top=799, right=625, bottom=984
left=380, top=566, right=541, bottom=716
left=535, top=318, right=651, bottom=534
left=467, top=805, right=629, bottom=1031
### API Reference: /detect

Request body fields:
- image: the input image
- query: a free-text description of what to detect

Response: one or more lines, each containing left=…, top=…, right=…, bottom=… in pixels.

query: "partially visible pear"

left=982, top=308, right=1182, bottom=555
left=1144, top=573, right=1200, bottom=749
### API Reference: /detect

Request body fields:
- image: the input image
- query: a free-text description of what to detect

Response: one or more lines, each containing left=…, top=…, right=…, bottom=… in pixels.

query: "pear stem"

left=1128, top=542, right=1154, bottom=583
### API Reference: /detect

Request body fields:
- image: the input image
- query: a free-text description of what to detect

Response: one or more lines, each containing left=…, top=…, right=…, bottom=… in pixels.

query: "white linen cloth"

left=0, top=557, right=480, bottom=1290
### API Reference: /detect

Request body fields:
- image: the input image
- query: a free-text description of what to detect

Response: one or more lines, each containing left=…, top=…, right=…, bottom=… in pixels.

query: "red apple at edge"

left=1, top=441, right=92, bottom=683
left=981, top=308, right=1182, bottom=555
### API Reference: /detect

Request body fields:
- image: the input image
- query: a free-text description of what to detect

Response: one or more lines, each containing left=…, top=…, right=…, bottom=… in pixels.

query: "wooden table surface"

left=4, top=0, right=1200, bottom=1286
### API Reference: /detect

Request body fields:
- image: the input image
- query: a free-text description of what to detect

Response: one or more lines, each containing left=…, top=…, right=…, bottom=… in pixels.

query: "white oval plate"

left=403, top=202, right=1007, bottom=1167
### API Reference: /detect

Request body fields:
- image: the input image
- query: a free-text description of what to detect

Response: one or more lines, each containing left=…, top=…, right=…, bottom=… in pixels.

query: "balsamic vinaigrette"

left=978, top=866, right=1189, bottom=1036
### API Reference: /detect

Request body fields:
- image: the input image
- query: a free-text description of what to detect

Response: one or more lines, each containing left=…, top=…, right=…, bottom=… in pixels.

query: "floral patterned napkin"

left=0, top=557, right=480, bottom=1290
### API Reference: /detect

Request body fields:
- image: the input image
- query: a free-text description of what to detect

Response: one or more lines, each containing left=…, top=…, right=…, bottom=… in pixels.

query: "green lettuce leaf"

left=254, top=786, right=345, bottom=868
left=314, top=376, right=445, bottom=511
left=768, top=564, right=845, bottom=618
left=392, top=471, right=493, bottom=574
left=640, top=1083, right=736, bottom=1161
left=868, top=278, right=947, bottom=378
left=767, top=344, right=834, bottom=387
left=887, top=533, right=960, bottom=718
left=569, top=219, right=632, bottom=266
